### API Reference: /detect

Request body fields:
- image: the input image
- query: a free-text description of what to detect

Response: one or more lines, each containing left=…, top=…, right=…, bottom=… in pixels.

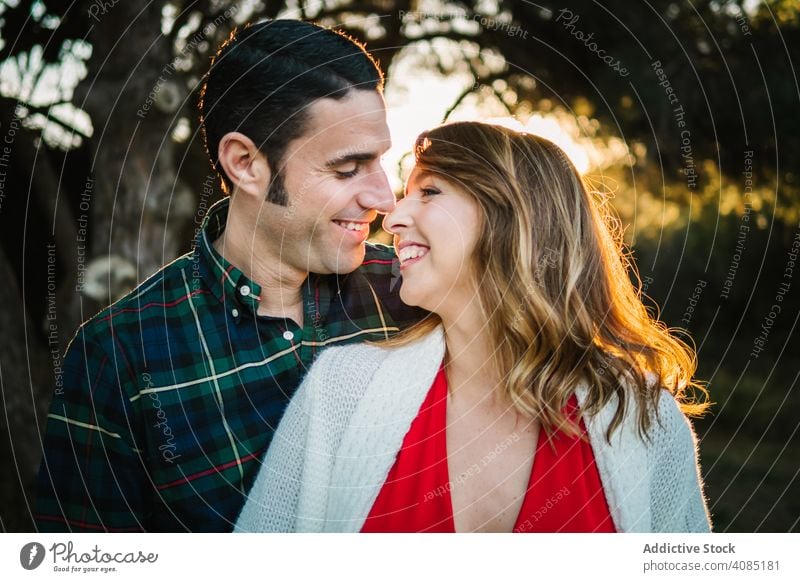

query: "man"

left=36, top=20, right=425, bottom=532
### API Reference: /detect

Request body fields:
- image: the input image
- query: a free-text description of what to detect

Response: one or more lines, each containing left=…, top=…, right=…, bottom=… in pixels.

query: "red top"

left=362, top=366, right=616, bottom=533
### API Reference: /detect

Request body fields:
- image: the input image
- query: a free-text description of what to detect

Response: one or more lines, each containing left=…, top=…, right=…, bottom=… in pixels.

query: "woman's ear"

left=217, top=132, right=270, bottom=198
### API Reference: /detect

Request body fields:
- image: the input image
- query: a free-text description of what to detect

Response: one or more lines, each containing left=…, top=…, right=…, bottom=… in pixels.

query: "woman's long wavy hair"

left=385, top=121, right=708, bottom=440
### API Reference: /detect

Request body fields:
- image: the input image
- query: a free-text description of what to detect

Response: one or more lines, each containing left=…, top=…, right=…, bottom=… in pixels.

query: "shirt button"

left=282, top=331, right=294, bottom=341
left=239, top=285, right=251, bottom=297
left=231, top=308, right=239, bottom=318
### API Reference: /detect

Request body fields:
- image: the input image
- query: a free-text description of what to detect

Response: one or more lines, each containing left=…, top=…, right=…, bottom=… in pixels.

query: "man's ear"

left=217, top=132, right=270, bottom=197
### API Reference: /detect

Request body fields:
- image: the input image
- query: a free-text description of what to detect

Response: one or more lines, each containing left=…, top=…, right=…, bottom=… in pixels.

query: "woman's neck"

left=441, top=308, right=506, bottom=408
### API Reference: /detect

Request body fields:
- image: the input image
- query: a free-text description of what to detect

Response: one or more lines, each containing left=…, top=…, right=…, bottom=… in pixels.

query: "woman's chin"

left=399, top=285, right=427, bottom=311
left=400, top=284, right=456, bottom=318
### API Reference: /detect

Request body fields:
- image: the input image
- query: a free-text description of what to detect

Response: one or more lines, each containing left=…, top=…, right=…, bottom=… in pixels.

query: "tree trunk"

left=74, top=1, right=186, bottom=295
left=0, top=245, right=52, bottom=531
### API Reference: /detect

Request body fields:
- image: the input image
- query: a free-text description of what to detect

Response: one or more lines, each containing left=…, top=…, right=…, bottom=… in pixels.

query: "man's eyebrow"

left=325, top=152, right=379, bottom=167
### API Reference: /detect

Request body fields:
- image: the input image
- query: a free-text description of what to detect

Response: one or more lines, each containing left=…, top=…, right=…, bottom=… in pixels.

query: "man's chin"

left=321, top=250, right=364, bottom=275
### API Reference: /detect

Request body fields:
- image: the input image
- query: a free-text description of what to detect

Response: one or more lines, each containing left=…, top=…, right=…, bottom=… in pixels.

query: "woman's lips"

left=398, top=243, right=430, bottom=269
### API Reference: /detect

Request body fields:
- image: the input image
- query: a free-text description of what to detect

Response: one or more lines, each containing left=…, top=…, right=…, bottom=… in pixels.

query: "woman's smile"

left=397, top=241, right=430, bottom=269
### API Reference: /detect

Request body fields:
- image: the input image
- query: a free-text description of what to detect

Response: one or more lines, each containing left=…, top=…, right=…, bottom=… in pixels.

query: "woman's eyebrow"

left=405, top=169, right=437, bottom=190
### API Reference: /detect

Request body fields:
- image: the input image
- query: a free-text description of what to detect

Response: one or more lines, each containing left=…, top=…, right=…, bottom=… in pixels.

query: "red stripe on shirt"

left=101, top=289, right=209, bottom=321
left=156, top=452, right=261, bottom=491
left=35, top=514, right=145, bottom=532
left=221, top=264, right=235, bottom=286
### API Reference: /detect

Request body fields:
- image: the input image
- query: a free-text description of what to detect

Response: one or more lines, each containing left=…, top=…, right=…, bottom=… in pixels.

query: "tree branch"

left=22, top=102, right=92, bottom=138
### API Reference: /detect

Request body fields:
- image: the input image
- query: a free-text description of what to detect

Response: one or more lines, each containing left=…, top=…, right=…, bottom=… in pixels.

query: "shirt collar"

left=193, top=197, right=338, bottom=320
left=194, top=197, right=263, bottom=310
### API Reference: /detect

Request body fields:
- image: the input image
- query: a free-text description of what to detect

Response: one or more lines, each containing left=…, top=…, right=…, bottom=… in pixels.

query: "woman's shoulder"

left=314, top=325, right=444, bottom=367
left=615, top=370, right=696, bottom=433
left=306, top=326, right=445, bottom=398
left=649, top=388, right=699, bottom=453
left=311, top=333, right=438, bottom=369
left=582, top=371, right=698, bottom=448
left=313, top=340, right=392, bottom=368
left=629, top=375, right=698, bottom=444
left=306, top=341, right=392, bottom=394
left=653, top=388, right=691, bottom=424
left=296, top=330, right=443, bottom=435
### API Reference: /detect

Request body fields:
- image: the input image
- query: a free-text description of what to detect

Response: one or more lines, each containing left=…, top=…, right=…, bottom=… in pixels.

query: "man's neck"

left=212, top=200, right=307, bottom=325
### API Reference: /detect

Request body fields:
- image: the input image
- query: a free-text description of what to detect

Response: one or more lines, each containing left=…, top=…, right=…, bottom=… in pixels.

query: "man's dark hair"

left=199, top=19, right=384, bottom=205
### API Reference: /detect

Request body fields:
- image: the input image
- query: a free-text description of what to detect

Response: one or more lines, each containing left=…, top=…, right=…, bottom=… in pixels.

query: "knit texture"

left=234, top=326, right=711, bottom=533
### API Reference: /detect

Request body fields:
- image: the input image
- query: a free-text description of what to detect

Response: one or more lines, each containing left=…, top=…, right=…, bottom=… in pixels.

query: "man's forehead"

left=308, top=88, right=387, bottom=118
left=302, top=91, right=391, bottom=155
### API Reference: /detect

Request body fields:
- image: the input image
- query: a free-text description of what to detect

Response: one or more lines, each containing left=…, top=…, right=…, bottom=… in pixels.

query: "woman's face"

left=383, top=166, right=482, bottom=319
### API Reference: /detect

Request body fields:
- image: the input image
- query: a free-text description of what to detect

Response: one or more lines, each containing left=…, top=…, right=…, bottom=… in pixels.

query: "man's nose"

left=357, top=165, right=395, bottom=214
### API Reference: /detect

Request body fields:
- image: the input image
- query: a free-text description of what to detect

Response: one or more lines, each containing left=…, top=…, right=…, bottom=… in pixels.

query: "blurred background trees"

left=0, top=0, right=797, bottom=531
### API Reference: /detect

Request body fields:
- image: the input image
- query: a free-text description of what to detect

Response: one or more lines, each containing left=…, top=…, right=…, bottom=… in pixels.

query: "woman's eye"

left=421, top=187, right=441, bottom=198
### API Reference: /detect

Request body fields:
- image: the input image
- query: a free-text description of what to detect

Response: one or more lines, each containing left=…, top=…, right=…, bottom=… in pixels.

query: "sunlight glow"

left=385, top=69, right=630, bottom=190
left=472, top=114, right=592, bottom=174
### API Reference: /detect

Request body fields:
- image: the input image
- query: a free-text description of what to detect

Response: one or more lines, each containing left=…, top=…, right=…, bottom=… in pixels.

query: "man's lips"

left=332, top=219, right=370, bottom=242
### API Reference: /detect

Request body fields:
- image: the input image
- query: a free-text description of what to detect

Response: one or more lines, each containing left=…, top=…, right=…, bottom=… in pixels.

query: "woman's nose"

left=382, top=196, right=411, bottom=235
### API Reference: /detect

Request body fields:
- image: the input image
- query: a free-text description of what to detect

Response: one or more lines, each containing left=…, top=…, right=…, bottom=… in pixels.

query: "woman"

left=235, top=121, right=711, bottom=533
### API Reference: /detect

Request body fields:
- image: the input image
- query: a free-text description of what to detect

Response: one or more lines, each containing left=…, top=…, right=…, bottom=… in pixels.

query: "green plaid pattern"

left=35, top=197, right=425, bottom=532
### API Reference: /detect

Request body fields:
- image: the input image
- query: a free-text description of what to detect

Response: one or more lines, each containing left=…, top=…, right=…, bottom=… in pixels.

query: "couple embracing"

left=37, top=19, right=710, bottom=533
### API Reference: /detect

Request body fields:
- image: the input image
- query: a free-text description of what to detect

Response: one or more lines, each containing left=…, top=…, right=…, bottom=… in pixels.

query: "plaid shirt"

left=35, top=198, right=425, bottom=532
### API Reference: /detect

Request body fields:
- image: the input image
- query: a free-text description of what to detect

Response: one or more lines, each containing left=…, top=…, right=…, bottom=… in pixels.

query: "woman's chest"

left=445, top=406, right=540, bottom=532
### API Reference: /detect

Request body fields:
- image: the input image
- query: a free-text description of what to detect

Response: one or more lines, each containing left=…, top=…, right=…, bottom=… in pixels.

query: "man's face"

left=258, top=90, right=393, bottom=275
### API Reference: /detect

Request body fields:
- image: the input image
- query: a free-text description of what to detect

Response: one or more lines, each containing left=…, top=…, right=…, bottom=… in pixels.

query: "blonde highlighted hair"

left=384, top=121, right=708, bottom=440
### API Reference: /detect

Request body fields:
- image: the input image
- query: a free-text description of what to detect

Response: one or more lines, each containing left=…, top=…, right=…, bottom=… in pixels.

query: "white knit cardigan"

left=234, top=326, right=711, bottom=533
